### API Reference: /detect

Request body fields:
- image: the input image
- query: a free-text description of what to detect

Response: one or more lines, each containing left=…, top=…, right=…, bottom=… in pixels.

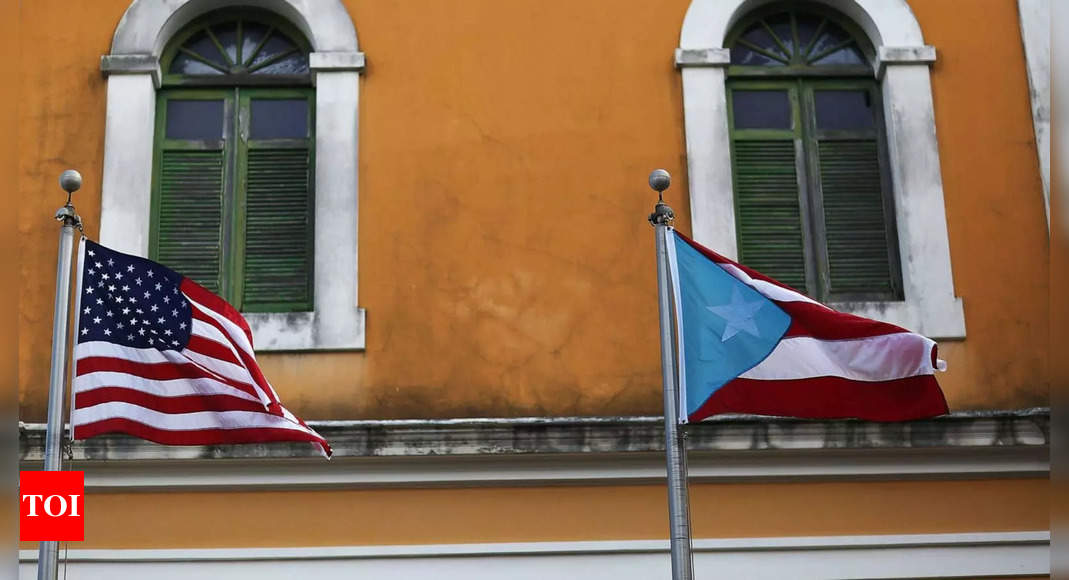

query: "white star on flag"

left=706, top=286, right=766, bottom=342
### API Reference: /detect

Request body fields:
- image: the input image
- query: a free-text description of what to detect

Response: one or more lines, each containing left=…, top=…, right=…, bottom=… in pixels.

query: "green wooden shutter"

left=157, top=150, right=226, bottom=293
left=817, top=139, right=896, bottom=297
left=733, top=140, right=809, bottom=292
left=241, top=146, right=314, bottom=311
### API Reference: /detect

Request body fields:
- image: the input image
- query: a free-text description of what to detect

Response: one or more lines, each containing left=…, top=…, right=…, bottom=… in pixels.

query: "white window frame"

left=99, top=0, right=366, bottom=351
left=1016, top=0, right=1050, bottom=232
left=676, top=0, right=966, bottom=340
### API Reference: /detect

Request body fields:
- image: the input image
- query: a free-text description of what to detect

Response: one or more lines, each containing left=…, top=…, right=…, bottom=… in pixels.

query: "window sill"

left=830, top=297, right=965, bottom=341
left=246, top=308, right=366, bottom=352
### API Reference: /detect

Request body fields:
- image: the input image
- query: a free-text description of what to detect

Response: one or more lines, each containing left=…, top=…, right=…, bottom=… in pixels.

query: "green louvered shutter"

left=153, top=94, right=231, bottom=295
left=817, top=139, right=898, bottom=298
left=157, top=151, right=225, bottom=293
left=733, top=140, right=809, bottom=292
left=238, top=92, right=314, bottom=312
left=241, top=147, right=313, bottom=311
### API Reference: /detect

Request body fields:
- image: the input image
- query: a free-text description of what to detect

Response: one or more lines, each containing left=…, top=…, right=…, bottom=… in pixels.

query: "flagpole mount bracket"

left=647, top=169, right=674, bottom=226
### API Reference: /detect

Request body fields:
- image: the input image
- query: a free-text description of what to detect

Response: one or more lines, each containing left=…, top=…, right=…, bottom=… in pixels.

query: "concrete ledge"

left=674, top=48, right=731, bottom=68
left=19, top=409, right=1049, bottom=462
left=100, top=54, right=161, bottom=88
left=310, top=51, right=366, bottom=72
left=878, top=45, right=937, bottom=64
left=246, top=308, right=366, bottom=352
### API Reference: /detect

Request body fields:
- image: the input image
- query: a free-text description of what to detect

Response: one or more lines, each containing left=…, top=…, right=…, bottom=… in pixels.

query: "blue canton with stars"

left=78, top=240, right=193, bottom=351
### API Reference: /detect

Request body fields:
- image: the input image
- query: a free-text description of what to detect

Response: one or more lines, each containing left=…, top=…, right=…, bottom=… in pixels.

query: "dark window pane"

left=170, top=52, right=223, bottom=75
left=732, top=90, right=791, bottom=129
left=739, top=22, right=787, bottom=59
left=239, top=22, right=270, bottom=67
left=166, top=100, right=224, bottom=140
left=731, top=46, right=785, bottom=67
left=795, top=14, right=823, bottom=53
left=250, top=34, right=297, bottom=67
left=182, top=30, right=227, bottom=68
left=811, top=44, right=865, bottom=65
left=211, top=23, right=238, bottom=65
left=250, top=99, right=308, bottom=139
left=252, top=53, right=309, bottom=75
left=814, top=90, right=875, bottom=130
left=766, top=14, right=795, bottom=58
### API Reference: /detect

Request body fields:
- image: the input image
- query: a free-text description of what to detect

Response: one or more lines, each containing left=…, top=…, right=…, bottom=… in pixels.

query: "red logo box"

left=20, top=471, right=84, bottom=542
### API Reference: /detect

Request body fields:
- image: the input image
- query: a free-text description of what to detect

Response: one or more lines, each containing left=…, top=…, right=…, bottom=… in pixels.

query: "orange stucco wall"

left=17, top=478, right=1049, bottom=549
left=15, top=0, right=1049, bottom=421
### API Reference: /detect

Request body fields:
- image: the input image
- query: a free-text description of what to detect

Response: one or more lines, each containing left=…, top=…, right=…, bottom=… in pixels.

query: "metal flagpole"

left=648, top=169, right=694, bottom=580
left=38, top=170, right=82, bottom=580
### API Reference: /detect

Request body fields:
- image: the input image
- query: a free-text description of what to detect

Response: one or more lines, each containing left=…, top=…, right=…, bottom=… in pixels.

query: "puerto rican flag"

left=665, top=229, right=948, bottom=423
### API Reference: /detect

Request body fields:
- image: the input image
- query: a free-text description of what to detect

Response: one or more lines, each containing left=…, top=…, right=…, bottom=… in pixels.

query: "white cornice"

left=18, top=411, right=1049, bottom=490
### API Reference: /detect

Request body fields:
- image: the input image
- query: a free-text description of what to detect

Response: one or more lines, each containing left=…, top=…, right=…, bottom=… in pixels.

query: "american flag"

left=72, top=240, right=332, bottom=457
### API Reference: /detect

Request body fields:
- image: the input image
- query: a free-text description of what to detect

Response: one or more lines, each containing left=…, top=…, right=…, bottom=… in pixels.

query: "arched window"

left=725, top=6, right=901, bottom=302
left=152, top=11, right=315, bottom=312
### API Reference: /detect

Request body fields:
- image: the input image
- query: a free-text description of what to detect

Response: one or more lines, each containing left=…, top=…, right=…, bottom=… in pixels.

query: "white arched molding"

left=675, top=0, right=966, bottom=340
left=99, top=0, right=366, bottom=351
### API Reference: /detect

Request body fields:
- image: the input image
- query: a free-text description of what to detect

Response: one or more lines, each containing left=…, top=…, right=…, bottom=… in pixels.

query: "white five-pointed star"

left=705, top=286, right=766, bottom=342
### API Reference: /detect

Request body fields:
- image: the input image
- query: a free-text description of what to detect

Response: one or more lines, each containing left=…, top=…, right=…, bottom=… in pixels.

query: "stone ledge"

left=19, top=409, right=1049, bottom=462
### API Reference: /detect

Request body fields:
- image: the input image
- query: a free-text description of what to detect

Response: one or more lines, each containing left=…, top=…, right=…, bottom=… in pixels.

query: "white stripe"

left=74, top=371, right=262, bottom=403
left=740, top=334, right=937, bottom=382
left=77, top=341, right=187, bottom=364
left=76, top=340, right=260, bottom=393
left=185, top=295, right=256, bottom=357
left=72, top=401, right=322, bottom=438
left=180, top=348, right=260, bottom=392
left=664, top=229, right=688, bottom=422
left=719, top=263, right=827, bottom=307
left=186, top=295, right=280, bottom=402
left=188, top=320, right=262, bottom=384
left=190, top=319, right=241, bottom=355
left=69, top=239, right=87, bottom=437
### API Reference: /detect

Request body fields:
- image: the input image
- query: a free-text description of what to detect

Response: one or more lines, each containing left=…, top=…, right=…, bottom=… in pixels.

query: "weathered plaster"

left=1016, top=0, right=1050, bottom=231
left=100, top=0, right=366, bottom=350
left=20, top=410, right=1049, bottom=463
left=676, top=0, right=965, bottom=339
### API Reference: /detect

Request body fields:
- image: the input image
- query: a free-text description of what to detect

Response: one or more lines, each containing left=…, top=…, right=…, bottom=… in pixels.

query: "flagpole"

left=38, top=170, right=82, bottom=580
left=648, top=169, right=694, bottom=580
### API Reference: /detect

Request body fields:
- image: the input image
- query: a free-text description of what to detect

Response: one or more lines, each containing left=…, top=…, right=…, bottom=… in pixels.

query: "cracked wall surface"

left=15, top=0, right=1050, bottom=421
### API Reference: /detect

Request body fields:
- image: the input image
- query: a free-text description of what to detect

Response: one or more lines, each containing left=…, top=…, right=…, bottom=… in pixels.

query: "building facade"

left=17, top=0, right=1051, bottom=577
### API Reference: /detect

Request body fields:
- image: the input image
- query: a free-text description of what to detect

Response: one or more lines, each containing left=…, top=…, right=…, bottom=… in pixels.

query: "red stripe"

left=779, top=301, right=909, bottom=339
left=76, top=356, right=261, bottom=401
left=181, top=279, right=254, bottom=346
left=189, top=304, right=282, bottom=412
left=186, top=335, right=243, bottom=367
left=674, top=230, right=803, bottom=294
left=689, top=375, right=949, bottom=423
left=75, top=387, right=268, bottom=414
left=73, top=418, right=332, bottom=456
left=673, top=230, right=909, bottom=339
